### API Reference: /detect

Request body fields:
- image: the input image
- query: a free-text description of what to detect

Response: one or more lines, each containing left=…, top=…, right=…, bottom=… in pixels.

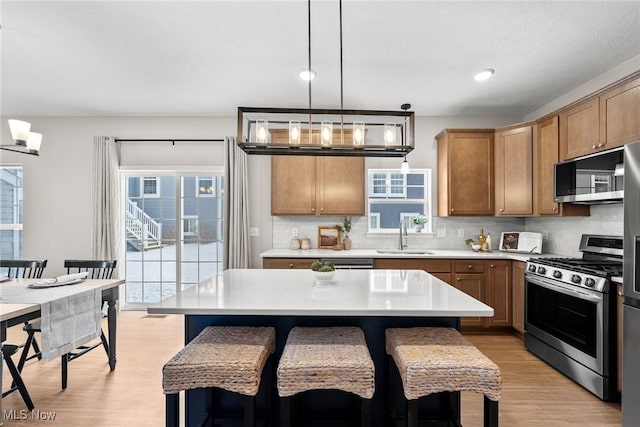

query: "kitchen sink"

left=375, top=250, right=433, bottom=255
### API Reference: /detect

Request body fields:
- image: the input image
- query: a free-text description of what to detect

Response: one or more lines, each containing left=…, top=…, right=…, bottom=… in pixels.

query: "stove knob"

left=553, top=270, right=563, bottom=279
left=571, top=274, right=582, bottom=284
left=585, top=278, right=596, bottom=287
left=537, top=266, right=547, bottom=274
left=528, top=265, right=537, bottom=272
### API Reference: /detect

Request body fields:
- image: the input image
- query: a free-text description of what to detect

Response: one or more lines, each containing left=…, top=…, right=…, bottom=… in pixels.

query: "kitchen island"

left=148, top=268, right=493, bottom=426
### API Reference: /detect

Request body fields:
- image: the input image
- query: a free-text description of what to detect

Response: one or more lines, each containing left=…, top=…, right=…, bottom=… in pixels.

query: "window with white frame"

left=0, top=167, right=23, bottom=259
left=142, top=176, right=159, bottom=197
left=367, top=169, right=432, bottom=233
left=197, top=177, right=214, bottom=196
left=368, top=172, right=406, bottom=198
left=183, top=216, right=198, bottom=236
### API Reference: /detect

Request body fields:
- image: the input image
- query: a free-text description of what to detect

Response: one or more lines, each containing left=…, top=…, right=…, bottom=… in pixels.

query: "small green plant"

left=465, top=238, right=475, bottom=246
left=311, top=260, right=335, bottom=272
left=342, top=216, right=352, bottom=234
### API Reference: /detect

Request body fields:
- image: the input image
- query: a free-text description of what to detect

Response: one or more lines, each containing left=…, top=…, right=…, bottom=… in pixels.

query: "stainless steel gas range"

left=524, top=234, right=623, bottom=401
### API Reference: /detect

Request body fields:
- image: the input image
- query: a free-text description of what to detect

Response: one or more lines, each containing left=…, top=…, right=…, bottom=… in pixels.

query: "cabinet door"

left=495, top=126, right=533, bottom=215
left=448, top=133, right=494, bottom=215
left=454, top=274, right=486, bottom=328
left=486, top=261, right=511, bottom=327
left=600, top=76, right=640, bottom=149
left=537, top=117, right=561, bottom=215
left=271, top=156, right=317, bottom=215
left=263, top=258, right=317, bottom=269
left=432, top=272, right=453, bottom=285
left=559, top=98, right=600, bottom=160
left=512, top=261, right=526, bottom=335
left=317, top=157, right=365, bottom=215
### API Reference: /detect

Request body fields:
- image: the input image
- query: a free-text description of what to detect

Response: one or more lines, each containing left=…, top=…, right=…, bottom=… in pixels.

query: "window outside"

left=367, top=169, right=432, bottom=233
left=0, top=167, right=23, bottom=259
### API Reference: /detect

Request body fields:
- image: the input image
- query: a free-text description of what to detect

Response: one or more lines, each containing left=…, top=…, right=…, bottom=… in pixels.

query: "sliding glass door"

left=122, top=171, right=223, bottom=306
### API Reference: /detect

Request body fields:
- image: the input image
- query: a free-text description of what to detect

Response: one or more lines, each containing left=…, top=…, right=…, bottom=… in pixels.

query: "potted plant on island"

left=311, top=260, right=336, bottom=284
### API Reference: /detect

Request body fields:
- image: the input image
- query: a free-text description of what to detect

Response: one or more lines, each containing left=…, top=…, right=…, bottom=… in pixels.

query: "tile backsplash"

left=272, top=203, right=623, bottom=256
left=273, top=215, right=525, bottom=251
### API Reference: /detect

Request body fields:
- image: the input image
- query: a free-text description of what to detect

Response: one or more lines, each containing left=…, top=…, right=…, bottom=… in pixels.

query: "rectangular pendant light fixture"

left=236, top=107, right=414, bottom=157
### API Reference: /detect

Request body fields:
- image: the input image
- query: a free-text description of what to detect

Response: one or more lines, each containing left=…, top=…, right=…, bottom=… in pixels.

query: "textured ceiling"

left=1, top=1, right=639, bottom=117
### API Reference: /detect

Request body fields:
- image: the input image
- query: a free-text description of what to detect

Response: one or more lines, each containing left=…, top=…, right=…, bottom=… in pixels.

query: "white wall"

left=0, top=116, right=235, bottom=276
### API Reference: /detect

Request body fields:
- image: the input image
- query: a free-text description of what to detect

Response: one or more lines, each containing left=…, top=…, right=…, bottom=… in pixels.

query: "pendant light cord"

left=307, top=0, right=312, bottom=135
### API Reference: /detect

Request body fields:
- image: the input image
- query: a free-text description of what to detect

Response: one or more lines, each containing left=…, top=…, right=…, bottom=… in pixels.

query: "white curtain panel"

left=223, top=137, right=250, bottom=269
left=91, top=136, right=122, bottom=269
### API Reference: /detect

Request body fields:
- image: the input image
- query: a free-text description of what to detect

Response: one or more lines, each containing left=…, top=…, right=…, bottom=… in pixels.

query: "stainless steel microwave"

left=554, top=147, right=624, bottom=204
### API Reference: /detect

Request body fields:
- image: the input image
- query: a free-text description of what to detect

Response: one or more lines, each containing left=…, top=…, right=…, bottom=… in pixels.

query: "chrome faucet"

left=399, top=220, right=408, bottom=250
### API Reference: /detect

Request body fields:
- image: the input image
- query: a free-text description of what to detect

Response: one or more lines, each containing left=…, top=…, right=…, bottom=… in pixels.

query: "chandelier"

left=1, top=120, right=42, bottom=156
left=236, top=1, right=414, bottom=157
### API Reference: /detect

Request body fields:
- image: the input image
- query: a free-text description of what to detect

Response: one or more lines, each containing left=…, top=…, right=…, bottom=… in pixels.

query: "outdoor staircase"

left=126, top=199, right=163, bottom=251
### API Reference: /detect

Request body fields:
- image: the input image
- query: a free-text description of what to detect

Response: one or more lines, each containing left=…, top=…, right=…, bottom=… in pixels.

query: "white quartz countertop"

left=148, top=269, right=494, bottom=317
left=260, top=248, right=559, bottom=263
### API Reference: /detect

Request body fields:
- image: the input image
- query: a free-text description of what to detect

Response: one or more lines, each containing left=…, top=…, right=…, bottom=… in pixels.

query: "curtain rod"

left=115, top=138, right=224, bottom=144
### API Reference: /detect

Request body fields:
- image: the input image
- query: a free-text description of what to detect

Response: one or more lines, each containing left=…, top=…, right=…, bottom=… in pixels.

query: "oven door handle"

left=528, top=276, right=602, bottom=303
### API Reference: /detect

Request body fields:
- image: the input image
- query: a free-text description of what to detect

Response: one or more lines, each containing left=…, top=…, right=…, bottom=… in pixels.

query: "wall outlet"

left=292, top=227, right=299, bottom=237
left=457, top=228, right=465, bottom=238
left=249, top=227, right=259, bottom=237
left=437, top=228, right=446, bottom=238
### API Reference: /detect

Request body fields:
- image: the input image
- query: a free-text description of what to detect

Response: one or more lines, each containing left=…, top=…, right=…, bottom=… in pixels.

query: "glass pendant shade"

left=384, top=123, right=396, bottom=146
left=321, top=121, right=333, bottom=146
left=26, top=132, right=42, bottom=153
left=401, top=157, right=410, bottom=174
left=289, top=121, right=301, bottom=144
left=256, top=120, right=269, bottom=144
left=9, top=119, right=31, bottom=145
left=353, top=122, right=365, bottom=145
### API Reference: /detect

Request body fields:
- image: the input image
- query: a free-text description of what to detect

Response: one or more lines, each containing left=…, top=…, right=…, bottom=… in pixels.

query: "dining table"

left=0, top=277, right=124, bottom=423
left=148, top=268, right=494, bottom=427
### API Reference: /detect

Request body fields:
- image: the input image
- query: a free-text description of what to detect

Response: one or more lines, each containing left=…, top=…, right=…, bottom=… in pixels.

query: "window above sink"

left=367, top=168, right=432, bottom=234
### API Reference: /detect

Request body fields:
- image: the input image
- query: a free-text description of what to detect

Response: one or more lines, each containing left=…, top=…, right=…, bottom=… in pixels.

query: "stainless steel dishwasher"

left=320, top=258, right=374, bottom=270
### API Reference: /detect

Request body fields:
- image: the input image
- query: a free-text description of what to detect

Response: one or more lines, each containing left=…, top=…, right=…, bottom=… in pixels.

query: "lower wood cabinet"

left=512, top=261, right=526, bottom=335
left=618, top=282, right=623, bottom=393
left=263, top=258, right=318, bottom=269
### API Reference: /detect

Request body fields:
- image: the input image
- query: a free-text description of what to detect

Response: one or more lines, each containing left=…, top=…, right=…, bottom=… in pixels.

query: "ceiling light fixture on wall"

left=474, top=68, right=495, bottom=81
left=1, top=120, right=42, bottom=156
left=237, top=0, right=414, bottom=157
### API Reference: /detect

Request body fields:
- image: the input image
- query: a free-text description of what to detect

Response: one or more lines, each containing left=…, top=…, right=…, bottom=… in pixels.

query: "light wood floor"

left=2, top=312, right=621, bottom=426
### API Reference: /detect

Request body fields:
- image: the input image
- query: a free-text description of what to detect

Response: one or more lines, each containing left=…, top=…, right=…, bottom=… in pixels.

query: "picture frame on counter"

left=318, top=226, right=340, bottom=249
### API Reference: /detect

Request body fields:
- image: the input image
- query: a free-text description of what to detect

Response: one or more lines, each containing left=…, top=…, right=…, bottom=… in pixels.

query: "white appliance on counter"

left=499, top=232, right=543, bottom=254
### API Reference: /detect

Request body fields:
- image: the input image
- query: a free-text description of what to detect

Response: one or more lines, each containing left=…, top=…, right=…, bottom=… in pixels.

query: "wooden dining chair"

left=21, top=259, right=117, bottom=389
left=0, top=259, right=47, bottom=410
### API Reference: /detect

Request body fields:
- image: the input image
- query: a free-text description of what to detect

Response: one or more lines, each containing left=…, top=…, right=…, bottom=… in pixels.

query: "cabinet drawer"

left=454, top=260, right=486, bottom=274
left=263, top=258, right=317, bottom=269
left=373, top=258, right=452, bottom=273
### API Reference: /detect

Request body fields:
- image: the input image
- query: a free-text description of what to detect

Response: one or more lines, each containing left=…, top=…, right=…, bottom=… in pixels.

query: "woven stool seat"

left=163, top=326, right=275, bottom=396
left=277, top=326, right=375, bottom=399
left=386, top=327, right=501, bottom=401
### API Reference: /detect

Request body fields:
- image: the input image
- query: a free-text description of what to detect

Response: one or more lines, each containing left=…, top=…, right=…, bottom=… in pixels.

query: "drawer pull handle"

left=457, top=277, right=461, bottom=281
left=618, top=291, right=624, bottom=297
left=311, top=208, right=315, bottom=212
left=499, top=208, right=504, bottom=212
left=468, top=265, right=473, bottom=269
left=490, top=264, right=494, bottom=268
left=289, top=263, right=294, bottom=268
left=592, top=144, right=597, bottom=149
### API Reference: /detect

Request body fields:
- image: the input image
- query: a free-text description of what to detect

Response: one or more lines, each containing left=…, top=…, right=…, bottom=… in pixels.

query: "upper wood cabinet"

left=600, top=75, right=640, bottom=149
left=559, top=97, right=600, bottom=160
left=436, top=129, right=494, bottom=216
left=535, top=116, right=590, bottom=217
left=495, top=125, right=533, bottom=216
left=271, top=156, right=365, bottom=216
left=560, top=74, right=640, bottom=161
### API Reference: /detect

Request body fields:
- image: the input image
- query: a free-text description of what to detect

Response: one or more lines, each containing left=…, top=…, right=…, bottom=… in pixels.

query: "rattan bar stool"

left=386, top=327, right=501, bottom=427
left=277, top=326, right=375, bottom=427
left=162, top=326, right=276, bottom=427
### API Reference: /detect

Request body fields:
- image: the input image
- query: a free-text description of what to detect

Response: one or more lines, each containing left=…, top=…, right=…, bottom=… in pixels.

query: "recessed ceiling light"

left=474, top=68, right=495, bottom=82
left=299, top=69, right=316, bottom=81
